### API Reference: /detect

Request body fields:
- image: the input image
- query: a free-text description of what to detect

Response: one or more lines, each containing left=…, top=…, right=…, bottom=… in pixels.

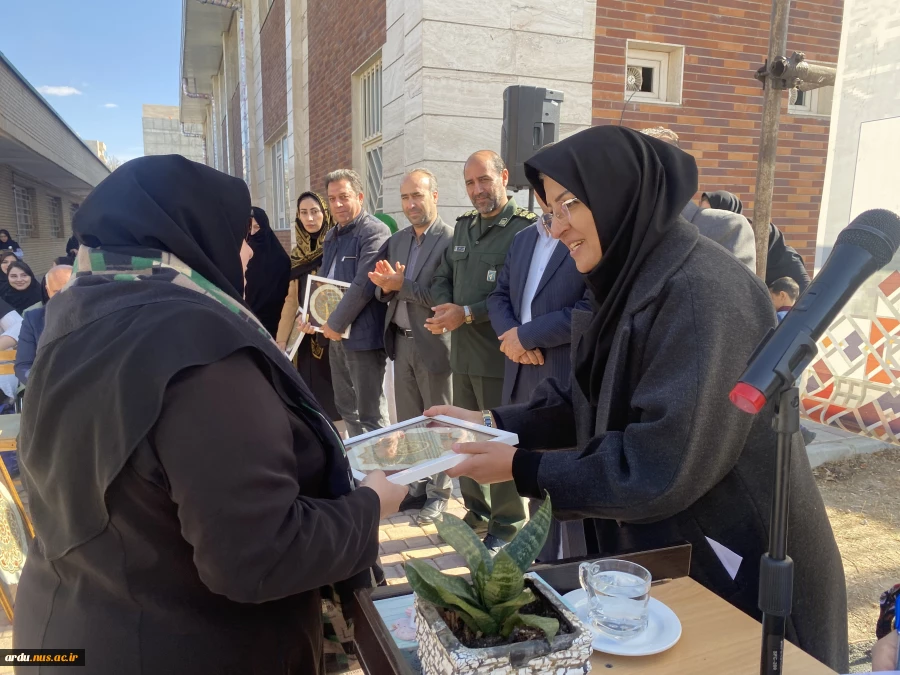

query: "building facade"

left=142, top=105, right=207, bottom=163
left=798, top=0, right=900, bottom=442
left=83, top=140, right=109, bottom=166
left=0, top=51, right=109, bottom=275
left=180, top=0, right=841, bottom=264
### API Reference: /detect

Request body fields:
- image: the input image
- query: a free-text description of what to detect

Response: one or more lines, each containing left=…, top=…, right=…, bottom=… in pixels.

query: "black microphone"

left=731, top=209, right=900, bottom=414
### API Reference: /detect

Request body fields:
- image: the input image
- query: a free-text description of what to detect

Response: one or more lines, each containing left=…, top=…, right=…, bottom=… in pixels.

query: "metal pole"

left=751, top=0, right=792, bottom=279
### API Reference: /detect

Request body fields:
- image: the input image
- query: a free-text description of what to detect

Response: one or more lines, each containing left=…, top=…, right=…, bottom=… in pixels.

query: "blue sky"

left=1, top=0, right=183, bottom=162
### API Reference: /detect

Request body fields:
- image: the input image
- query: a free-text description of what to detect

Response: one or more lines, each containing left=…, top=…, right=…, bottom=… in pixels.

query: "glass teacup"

left=578, top=559, right=652, bottom=639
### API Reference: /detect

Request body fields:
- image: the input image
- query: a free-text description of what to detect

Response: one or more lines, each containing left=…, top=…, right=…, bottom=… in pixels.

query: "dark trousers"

left=393, top=331, right=453, bottom=500
left=452, top=372, right=527, bottom=541
left=329, top=342, right=389, bottom=437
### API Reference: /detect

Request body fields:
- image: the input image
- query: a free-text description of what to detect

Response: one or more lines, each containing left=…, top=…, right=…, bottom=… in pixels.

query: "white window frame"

left=624, top=40, right=685, bottom=106
left=626, top=53, right=668, bottom=102
left=49, top=196, right=63, bottom=238
left=270, top=135, right=290, bottom=231
left=13, top=186, right=34, bottom=240
left=353, top=55, right=383, bottom=214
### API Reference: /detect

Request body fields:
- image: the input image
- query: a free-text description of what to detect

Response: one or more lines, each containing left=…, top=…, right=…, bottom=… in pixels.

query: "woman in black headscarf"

left=0, top=229, right=22, bottom=258
left=430, top=126, right=848, bottom=672
left=245, top=206, right=291, bottom=336
left=276, top=192, right=340, bottom=422
left=703, top=189, right=811, bottom=292
left=14, top=155, right=405, bottom=674
left=4, top=261, right=43, bottom=314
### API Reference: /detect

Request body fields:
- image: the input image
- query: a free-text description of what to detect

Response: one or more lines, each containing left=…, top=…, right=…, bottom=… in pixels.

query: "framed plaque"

left=303, top=275, right=351, bottom=339
left=345, top=415, right=518, bottom=485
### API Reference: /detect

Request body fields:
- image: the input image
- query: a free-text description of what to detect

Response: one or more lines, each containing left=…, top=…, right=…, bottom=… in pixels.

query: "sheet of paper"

left=706, top=536, right=742, bottom=580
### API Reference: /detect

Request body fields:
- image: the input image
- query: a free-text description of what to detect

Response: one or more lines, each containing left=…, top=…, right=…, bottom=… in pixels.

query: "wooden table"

left=353, top=545, right=836, bottom=675
left=0, top=414, right=20, bottom=451
left=587, top=577, right=833, bottom=674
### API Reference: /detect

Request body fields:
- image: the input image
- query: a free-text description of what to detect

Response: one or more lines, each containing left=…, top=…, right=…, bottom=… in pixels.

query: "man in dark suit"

left=488, top=204, right=590, bottom=407
left=487, top=201, right=590, bottom=560
left=369, top=169, right=454, bottom=524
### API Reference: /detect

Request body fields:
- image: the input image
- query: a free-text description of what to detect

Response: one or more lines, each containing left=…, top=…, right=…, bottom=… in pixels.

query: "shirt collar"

left=411, top=218, right=436, bottom=242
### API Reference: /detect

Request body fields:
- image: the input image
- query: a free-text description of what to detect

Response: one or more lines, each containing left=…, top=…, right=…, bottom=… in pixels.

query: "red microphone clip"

left=729, top=382, right=767, bottom=414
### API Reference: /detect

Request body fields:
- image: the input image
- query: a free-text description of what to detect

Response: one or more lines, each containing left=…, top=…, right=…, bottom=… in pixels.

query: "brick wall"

left=307, top=0, right=385, bottom=192
left=0, top=164, right=79, bottom=277
left=592, top=0, right=843, bottom=267
left=261, top=0, right=288, bottom=143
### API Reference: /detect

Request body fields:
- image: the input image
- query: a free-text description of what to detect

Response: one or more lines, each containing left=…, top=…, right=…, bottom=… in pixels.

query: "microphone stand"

left=757, top=328, right=818, bottom=675
left=759, top=384, right=798, bottom=675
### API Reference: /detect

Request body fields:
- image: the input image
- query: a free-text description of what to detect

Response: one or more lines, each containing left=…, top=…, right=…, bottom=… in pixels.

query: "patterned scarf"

left=291, top=191, right=335, bottom=270
left=72, top=246, right=275, bottom=342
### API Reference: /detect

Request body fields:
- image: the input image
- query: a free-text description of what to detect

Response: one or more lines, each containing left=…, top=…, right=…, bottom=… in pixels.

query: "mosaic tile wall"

left=801, top=267, right=900, bottom=444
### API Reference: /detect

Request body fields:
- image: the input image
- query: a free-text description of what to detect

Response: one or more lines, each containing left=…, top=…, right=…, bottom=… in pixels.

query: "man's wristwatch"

left=464, top=305, right=473, bottom=324
left=481, top=410, right=496, bottom=429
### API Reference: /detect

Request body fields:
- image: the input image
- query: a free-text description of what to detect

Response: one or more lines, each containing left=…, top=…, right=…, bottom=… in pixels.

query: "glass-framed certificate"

left=303, top=275, right=351, bottom=339
left=282, top=305, right=306, bottom=362
left=345, top=415, right=519, bottom=485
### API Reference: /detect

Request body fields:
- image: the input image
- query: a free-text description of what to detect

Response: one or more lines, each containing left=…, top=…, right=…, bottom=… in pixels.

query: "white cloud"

left=38, top=85, right=82, bottom=97
left=102, top=103, right=118, bottom=108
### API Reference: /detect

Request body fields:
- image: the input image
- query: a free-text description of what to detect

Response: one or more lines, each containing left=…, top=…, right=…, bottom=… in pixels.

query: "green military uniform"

left=430, top=197, right=536, bottom=542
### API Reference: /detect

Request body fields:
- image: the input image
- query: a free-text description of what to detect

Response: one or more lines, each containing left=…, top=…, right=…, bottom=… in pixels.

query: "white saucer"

left=561, top=588, right=682, bottom=656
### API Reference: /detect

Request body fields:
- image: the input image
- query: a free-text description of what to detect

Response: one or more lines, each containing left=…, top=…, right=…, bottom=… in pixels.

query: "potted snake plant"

left=405, top=496, right=593, bottom=675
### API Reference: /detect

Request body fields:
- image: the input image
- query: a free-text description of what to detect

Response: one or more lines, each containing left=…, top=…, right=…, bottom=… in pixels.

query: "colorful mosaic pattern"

left=801, top=269, right=900, bottom=444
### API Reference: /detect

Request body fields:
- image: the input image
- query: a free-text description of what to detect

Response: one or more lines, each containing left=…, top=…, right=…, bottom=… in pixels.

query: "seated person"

left=16, top=265, right=73, bottom=385
left=769, top=276, right=800, bottom=321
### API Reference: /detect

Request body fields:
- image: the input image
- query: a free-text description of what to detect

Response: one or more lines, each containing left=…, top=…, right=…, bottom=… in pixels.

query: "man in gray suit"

left=640, top=127, right=756, bottom=272
left=369, top=168, right=454, bottom=524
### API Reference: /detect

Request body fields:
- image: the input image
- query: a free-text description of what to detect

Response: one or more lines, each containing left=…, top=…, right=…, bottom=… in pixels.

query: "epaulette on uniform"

left=513, top=207, right=538, bottom=221
left=456, top=210, right=478, bottom=221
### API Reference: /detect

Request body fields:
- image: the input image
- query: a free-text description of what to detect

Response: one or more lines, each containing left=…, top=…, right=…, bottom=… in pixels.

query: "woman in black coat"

left=432, top=126, right=848, bottom=672
left=14, top=156, right=406, bottom=674
left=245, top=206, right=291, bottom=336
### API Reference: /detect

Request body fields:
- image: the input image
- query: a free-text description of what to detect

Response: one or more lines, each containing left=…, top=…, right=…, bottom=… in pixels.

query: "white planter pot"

left=414, top=572, right=593, bottom=674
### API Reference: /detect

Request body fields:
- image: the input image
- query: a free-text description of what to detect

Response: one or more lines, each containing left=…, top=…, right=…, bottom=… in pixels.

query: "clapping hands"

left=368, top=260, right=406, bottom=293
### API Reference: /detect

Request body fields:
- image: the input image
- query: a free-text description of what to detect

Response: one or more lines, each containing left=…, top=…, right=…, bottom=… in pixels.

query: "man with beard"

left=369, top=169, right=455, bottom=525
left=427, top=150, right=535, bottom=551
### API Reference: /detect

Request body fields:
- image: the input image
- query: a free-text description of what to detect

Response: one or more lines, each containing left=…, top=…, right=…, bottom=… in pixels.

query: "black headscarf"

left=703, top=190, right=744, bottom=214
left=4, top=261, right=43, bottom=313
left=0, top=230, right=20, bottom=253
left=57, top=235, right=80, bottom=266
left=21, top=155, right=355, bottom=563
left=245, top=206, right=291, bottom=335
left=525, top=125, right=698, bottom=405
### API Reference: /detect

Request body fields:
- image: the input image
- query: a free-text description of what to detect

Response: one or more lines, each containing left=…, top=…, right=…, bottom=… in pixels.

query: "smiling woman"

left=434, top=125, right=850, bottom=673
left=3, top=262, right=42, bottom=314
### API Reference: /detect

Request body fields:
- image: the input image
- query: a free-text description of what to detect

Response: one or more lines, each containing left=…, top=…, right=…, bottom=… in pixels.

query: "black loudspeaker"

left=501, top=86, right=564, bottom=190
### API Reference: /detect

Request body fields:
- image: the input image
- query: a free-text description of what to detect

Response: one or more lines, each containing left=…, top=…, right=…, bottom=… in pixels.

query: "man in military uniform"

left=425, top=150, right=535, bottom=551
